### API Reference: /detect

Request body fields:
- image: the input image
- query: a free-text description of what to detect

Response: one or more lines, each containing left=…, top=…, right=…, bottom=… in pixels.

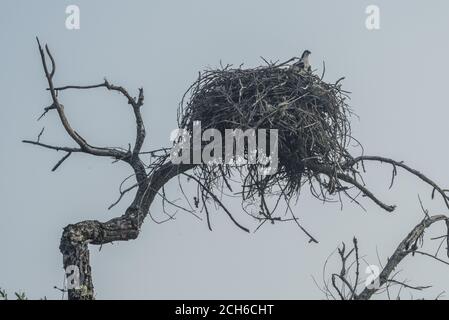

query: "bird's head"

left=301, top=50, right=311, bottom=58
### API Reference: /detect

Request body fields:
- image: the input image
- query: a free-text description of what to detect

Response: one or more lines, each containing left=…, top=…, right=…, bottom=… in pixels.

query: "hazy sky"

left=2, top=0, right=449, bottom=299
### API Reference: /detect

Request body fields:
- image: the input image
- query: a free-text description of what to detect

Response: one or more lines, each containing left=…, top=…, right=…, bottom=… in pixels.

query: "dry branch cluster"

left=319, top=214, right=449, bottom=300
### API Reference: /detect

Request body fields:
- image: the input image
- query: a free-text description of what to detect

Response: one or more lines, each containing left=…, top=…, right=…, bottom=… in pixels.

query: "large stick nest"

left=176, top=58, right=394, bottom=232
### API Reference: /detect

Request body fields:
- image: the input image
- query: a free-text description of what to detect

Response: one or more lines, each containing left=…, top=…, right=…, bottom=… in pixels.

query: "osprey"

left=292, top=50, right=312, bottom=73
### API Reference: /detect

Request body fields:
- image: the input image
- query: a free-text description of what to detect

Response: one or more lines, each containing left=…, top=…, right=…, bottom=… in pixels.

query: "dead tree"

left=25, top=40, right=449, bottom=299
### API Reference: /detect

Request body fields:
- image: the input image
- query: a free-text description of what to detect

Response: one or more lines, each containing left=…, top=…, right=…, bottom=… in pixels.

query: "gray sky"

left=2, top=0, right=449, bottom=299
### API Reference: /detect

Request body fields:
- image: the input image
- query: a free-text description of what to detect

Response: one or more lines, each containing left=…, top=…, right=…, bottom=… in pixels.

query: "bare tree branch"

left=51, top=152, right=72, bottom=172
left=343, top=156, right=449, bottom=210
left=356, top=214, right=449, bottom=300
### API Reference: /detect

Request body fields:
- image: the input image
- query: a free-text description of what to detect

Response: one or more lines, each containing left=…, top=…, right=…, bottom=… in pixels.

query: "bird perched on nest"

left=292, top=50, right=312, bottom=73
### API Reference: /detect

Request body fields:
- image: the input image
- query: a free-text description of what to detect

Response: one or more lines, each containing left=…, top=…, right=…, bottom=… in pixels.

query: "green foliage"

left=0, top=287, right=27, bottom=300
left=0, top=288, right=7, bottom=300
